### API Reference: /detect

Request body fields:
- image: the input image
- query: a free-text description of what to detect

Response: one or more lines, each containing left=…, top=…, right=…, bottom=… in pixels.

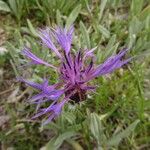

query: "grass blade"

left=66, top=4, right=81, bottom=29
left=0, top=0, right=10, bottom=12
left=107, top=119, right=140, bottom=147
left=80, top=21, right=91, bottom=49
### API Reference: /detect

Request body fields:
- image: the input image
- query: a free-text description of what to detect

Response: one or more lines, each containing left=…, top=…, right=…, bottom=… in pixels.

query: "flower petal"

left=22, top=47, right=56, bottom=69
left=54, top=26, right=74, bottom=55
left=83, top=47, right=97, bottom=59
left=42, top=114, right=55, bottom=125
left=92, top=48, right=131, bottom=77
left=38, top=28, right=62, bottom=58
left=29, top=93, right=44, bottom=103
left=18, top=78, right=42, bottom=90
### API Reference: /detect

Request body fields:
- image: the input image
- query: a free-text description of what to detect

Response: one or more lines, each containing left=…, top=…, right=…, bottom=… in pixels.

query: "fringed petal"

left=22, top=48, right=57, bottom=69
left=92, top=48, right=131, bottom=77
left=38, top=28, right=62, bottom=58
left=54, top=25, right=74, bottom=55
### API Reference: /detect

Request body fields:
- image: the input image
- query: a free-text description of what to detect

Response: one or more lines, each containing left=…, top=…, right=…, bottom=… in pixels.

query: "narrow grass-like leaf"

left=27, top=19, right=38, bottom=37
left=89, top=113, right=106, bottom=148
left=107, top=119, right=140, bottom=147
left=67, top=139, right=84, bottom=150
left=44, top=126, right=77, bottom=149
left=0, top=0, right=10, bottom=12
left=105, top=35, right=116, bottom=51
left=62, top=112, right=76, bottom=124
left=66, top=4, right=81, bottom=29
left=99, top=25, right=110, bottom=38
left=80, top=21, right=91, bottom=49
left=8, top=0, right=24, bottom=22
left=105, top=43, right=119, bottom=57
left=128, top=17, right=143, bottom=48
left=139, top=5, right=150, bottom=21
left=130, top=0, right=144, bottom=16
left=8, top=0, right=17, bottom=16
left=99, top=0, right=107, bottom=21
left=54, top=131, right=77, bottom=149
left=103, top=35, right=118, bottom=59
left=129, top=17, right=142, bottom=35
left=56, top=9, right=63, bottom=26
left=6, top=42, right=19, bottom=65
left=45, top=137, right=58, bottom=150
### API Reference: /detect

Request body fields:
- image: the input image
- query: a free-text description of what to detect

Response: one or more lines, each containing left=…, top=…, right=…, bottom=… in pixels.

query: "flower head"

left=19, top=25, right=131, bottom=125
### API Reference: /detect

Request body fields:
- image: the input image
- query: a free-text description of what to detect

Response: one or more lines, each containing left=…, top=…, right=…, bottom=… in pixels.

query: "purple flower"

left=19, top=25, right=131, bottom=125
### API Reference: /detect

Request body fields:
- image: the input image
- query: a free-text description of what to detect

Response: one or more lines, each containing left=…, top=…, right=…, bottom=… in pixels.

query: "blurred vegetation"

left=0, top=0, right=150, bottom=149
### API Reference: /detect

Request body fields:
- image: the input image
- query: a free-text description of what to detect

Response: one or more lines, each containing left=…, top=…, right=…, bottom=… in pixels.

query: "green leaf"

left=56, top=9, right=63, bottom=26
left=105, top=35, right=116, bottom=51
left=8, top=0, right=17, bottom=16
left=67, top=139, right=84, bottom=150
left=129, top=17, right=142, bottom=35
left=99, top=0, right=107, bottom=21
left=89, top=113, right=106, bottom=147
left=99, top=25, right=110, bottom=38
left=0, top=0, right=10, bottom=12
left=130, top=0, right=144, bottom=16
left=6, top=123, right=25, bottom=136
left=27, top=19, right=38, bottom=37
left=128, top=17, right=142, bottom=48
left=7, top=0, right=25, bottom=21
left=45, top=137, right=58, bottom=150
left=103, top=35, right=118, bottom=59
left=6, top=42, right=19, bottom=65
left=55, top=131, right=77, bottom=147
left=107, top=119, right=140, bottom=147
left=62, top=112, right=76, bottom=124
left=80, top=21, right=91, bottom=49
left=139, top=5, right=150, bottom=21
left=66, top=4, right=81, bottom=29
left=45, top=131, right=77, bottom=150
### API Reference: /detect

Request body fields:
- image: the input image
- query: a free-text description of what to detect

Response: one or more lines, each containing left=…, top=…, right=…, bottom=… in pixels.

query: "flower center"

left=65, top=89, right=86, bottom=103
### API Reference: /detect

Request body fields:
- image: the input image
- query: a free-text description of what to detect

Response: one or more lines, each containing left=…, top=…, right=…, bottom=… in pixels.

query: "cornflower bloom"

left=19, top=25, right=131, bottom=125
